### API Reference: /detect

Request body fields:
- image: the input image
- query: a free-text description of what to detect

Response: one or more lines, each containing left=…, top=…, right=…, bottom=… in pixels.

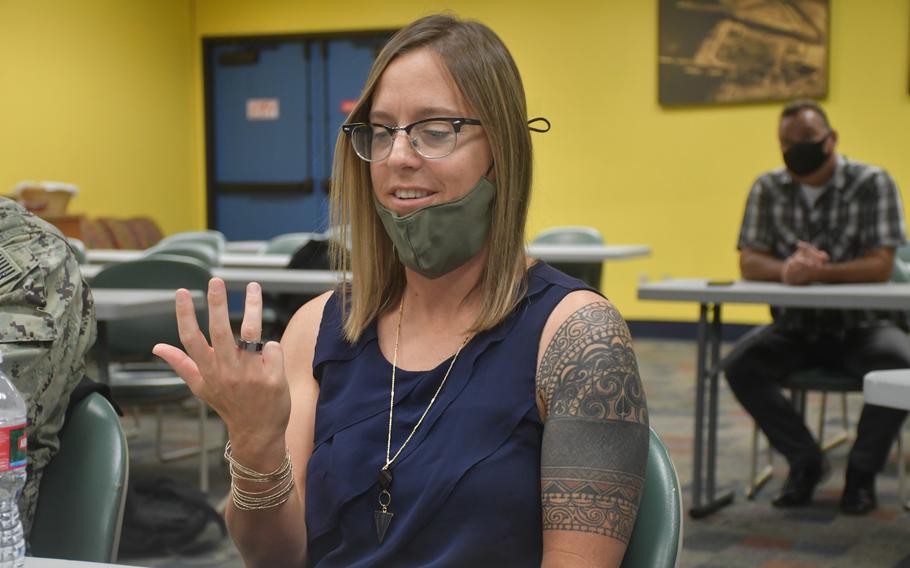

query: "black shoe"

left=773, top=457, right=828, bottom=508
left=839, top=468, right=877, bottom=515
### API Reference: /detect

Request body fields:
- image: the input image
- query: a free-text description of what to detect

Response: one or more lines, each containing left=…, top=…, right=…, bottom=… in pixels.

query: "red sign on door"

left=246, top=98, right=280, bottom=121
left=340, top=99, right=358, bottom=115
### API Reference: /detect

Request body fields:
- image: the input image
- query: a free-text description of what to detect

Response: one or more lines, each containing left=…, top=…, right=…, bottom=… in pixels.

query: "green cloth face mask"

left=372, top=176, right=495, bottom=279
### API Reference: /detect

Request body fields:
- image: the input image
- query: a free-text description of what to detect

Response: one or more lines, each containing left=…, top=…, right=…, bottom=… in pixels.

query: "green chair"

left=892, top=255, right=910, bottom=282
left=67, top=237, right=87, bottom=265
left=91, top=256, right=219, bottom=492
left=158, top=230, right=226, bottom=255
left=146, top=241, right=220, bottom=268
left=264, top=232, right=314, bottom=255
left=532, top=226, right=604, bottom=289
left=31, top=393, right=128, bottom=563
left=896, top=243, right=910, bottom=264
left=622, top=427, right=682, bottom=568
left=91, top=255, right=211, bottom=358
left=749, top=365, right=908, bottom=501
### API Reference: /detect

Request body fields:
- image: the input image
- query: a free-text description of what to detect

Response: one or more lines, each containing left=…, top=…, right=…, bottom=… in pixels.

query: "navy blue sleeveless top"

left=307, top=263, right=595, bottom=567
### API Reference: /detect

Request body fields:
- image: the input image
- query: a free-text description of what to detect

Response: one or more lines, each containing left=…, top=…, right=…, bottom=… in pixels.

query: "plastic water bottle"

left=0, top=352, right=26, bottom=567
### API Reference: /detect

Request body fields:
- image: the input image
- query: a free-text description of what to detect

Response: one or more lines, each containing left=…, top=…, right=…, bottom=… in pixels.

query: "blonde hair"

left=330, top=14, right=533, bottom=342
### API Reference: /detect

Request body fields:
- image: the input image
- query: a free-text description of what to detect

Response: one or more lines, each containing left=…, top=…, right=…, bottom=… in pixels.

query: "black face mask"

left=783, top=133, right=831, bottom=176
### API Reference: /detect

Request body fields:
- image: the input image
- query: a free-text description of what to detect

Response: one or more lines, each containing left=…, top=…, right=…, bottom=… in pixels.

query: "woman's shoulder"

left=540, top=290, right=627, bottom=346
left=535, top=288, right=631, bottom=390
left=547, top=288, right=612, bottom=318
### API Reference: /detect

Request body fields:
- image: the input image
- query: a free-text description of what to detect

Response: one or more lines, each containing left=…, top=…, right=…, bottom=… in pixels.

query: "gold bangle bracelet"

left=224, top=441, right=292, bottom=482
left=230, top=476, right=295, bottom=511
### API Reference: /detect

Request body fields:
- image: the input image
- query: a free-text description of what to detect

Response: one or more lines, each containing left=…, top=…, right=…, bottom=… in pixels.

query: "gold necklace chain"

left=384, top=297, right=470, bottom=470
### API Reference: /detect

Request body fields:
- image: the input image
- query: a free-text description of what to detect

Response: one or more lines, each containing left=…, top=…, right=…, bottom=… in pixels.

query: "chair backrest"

left=264, top=232, right=314, bottom=255
left=146, top=241, right=220, bottom=268
left=31, top=393, right=129, bottom=562
left=531, top=226, right=604, bottom=288
left=321, top=224, right=351, bottom=251
left=158, top=230, right=226, bottom=255
left=783, top=366, right=859, bottom=392
left=893, top=256, right=910, bottom=283
left=897, top=244, right=910, bottom=264
left=91, top=256, right=212, bottom=356
left=622, top=427, right=682, bottom=568
left=67, top=237, right=87, bottom=265
left=533, top=226, right=604, bottom=245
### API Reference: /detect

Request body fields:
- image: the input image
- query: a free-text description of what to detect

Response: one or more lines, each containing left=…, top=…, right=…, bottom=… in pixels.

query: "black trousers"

left=724, top=323, right=910, bottom=474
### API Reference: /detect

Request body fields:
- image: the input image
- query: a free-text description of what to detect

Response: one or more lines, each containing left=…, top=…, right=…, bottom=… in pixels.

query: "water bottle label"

left=0, top=423, right=27, bottom=471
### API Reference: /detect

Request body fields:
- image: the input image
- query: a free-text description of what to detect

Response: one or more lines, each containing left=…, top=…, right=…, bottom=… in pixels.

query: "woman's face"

left=369, top=47, right=493, bottom=216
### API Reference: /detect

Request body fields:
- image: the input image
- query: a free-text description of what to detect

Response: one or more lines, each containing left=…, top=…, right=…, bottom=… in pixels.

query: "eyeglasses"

left=341, top=117, right=482, bottom=162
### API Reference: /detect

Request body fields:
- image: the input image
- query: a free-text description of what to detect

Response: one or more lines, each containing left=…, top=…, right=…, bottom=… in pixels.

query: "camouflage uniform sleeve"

left=0, top=200, right=96, bottom=538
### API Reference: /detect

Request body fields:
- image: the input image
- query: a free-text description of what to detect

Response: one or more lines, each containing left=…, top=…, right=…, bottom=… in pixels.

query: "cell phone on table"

left=707, top=280, right=734, bottom=286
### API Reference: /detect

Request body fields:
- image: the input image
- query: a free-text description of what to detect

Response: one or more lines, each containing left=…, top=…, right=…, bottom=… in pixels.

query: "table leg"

left=706, top=303, right=722, bottom=502
left=690, top=302, right=734, bottom=518
left=691, top=304, right=708, bottom=512
left=94, top=321, right=111, bottom=384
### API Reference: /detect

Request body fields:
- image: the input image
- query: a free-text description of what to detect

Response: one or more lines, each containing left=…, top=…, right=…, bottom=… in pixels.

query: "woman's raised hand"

left=152, top=278, right=291, bottom=451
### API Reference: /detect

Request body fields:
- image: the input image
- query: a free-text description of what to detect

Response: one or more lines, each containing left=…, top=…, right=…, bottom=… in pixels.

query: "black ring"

left=236, top=338, right=264, bottom=353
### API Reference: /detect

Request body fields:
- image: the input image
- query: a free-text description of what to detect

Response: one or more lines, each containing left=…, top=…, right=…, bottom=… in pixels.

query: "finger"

left=152, top=343, right=205, bottom=394
left=174, top=289, right=215, bottom=368
left=261, top=340, right=285, bottom=384
left=796, top=241, right=819, bottom=258
left=207, top=278, right=236, bottom=353
left=796, top=240, right=820, bottom=251
left=801, top=242, right=826, bottom=259
left=239, top=282, right=264, bottom=341
left=805, top=248, right=825, bottom=261
left=793, top=246, right=820, bottom=262
left=796, top=241, right=815, bottom=256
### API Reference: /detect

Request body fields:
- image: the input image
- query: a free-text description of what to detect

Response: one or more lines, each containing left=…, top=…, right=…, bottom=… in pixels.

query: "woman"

left=154, top=14, right=648, bottom=568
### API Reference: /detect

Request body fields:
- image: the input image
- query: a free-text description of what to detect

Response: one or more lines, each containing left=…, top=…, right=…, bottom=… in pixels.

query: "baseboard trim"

left=627, top=320, right=758, bottom=342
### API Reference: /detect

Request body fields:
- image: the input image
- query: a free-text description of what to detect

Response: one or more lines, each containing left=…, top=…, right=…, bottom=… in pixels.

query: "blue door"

left=206, top=36, right=388, bottom=240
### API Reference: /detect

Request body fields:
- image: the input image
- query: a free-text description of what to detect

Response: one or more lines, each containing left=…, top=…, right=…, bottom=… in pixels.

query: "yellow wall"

left=194, top=0, right=910, bottom=323
left=2, top=1, right=908, bottom=323
left=0, top=0, right=199, bottom=235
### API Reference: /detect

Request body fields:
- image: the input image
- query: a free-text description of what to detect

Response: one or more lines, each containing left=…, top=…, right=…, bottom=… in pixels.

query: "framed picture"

left=658, top=0, right=829, bottom=106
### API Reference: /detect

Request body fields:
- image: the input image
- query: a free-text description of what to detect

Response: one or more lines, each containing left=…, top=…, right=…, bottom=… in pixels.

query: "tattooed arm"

left=536, top=291, right=649, bottom=567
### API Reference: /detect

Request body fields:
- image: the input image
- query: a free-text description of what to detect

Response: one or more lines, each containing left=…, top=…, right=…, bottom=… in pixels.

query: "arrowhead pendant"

left=374, top=509, right=394, bottom=543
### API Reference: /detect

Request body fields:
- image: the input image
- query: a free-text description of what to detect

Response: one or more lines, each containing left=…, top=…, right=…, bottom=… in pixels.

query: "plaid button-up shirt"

left=737, top=155, right=907, bottom=334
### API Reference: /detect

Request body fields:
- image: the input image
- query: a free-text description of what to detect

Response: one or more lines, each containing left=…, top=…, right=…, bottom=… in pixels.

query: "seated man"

left=725, top=100, right=910, bottom=515
left=0, top=197, right=95, bottom=537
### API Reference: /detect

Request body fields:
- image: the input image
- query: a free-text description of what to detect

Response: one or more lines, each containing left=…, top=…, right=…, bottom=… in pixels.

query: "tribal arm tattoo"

left=537, top=300, right=648, bottom=544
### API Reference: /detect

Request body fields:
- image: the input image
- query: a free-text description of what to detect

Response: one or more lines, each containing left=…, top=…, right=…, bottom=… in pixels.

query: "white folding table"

left=82, top=265, right=342, bottom=295
left=25, top=557, right=139, bottom=567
